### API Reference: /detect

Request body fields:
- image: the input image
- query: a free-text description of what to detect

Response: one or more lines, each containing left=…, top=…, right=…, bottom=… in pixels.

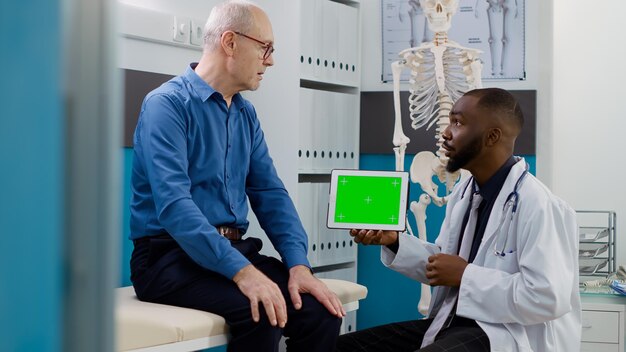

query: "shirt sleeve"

left=381, top=232, right=440, bottom=283
left=244, top=105, right=310, bottom=269
left=135, top=93, right=250, bottom=279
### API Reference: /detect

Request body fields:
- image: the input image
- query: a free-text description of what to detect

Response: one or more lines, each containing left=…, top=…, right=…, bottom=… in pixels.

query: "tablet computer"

left=327, top=169, right=409, bottom=231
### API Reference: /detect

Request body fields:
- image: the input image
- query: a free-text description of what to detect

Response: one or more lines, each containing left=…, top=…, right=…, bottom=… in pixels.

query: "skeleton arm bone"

left=393, top=146, right=407, bottom=172
left=392, top=60, right=411, bottom=171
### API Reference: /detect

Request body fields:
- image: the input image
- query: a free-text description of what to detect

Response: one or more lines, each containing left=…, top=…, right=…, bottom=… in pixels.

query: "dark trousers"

left=130, top=236, right=341, bottom=352
left=335, top=317, right=489, bottom=352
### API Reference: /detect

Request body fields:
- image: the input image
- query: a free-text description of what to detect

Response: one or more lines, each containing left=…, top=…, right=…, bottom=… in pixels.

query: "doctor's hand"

left=425, top=253, right=468, bottom=287
left=349, top=229, right=398, bottom=246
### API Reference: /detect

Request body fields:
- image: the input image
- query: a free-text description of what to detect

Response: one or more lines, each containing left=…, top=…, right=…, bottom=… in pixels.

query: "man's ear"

left=221, top=31, right=236, bottom=57
left=485, top=127, right=502, bottom=147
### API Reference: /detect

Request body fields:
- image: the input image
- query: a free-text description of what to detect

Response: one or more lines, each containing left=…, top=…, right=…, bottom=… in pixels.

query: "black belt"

left=216, top=226, right=242, bottom=240
left=134, top=226, right=242, bottom=244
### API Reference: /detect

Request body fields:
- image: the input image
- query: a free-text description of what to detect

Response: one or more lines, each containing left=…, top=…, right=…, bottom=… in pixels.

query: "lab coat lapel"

left=477, top=158, right=527, bottom=255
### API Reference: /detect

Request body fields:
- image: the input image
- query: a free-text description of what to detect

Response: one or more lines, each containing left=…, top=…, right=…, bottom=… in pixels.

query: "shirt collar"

left=184, top=63, right=245, bottom=109
left=475, top=155, right=517, bottom=202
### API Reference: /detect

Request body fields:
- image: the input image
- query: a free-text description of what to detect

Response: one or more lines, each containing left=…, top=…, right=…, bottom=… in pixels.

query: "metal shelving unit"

left=577, top=210, right=616, bottom=278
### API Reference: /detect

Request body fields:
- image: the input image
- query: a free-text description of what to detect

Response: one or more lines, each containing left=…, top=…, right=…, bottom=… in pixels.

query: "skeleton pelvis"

left=409, top=151, right=461, bottom=205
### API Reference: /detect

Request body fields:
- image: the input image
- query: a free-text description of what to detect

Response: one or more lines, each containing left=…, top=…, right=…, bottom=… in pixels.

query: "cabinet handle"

left=581, top=319, right=592, bottom=329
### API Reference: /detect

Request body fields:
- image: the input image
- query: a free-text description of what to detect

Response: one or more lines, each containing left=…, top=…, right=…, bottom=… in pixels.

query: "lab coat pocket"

left=484, top=237, right=519, bottom=273
left=489, top=214, right=521, bottom=273
left=479, top=231, right=518, bottom=273
left=495, top=250, right=519, bottom=274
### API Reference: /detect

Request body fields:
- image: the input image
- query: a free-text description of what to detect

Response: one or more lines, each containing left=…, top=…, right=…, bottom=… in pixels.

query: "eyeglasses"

left=234, top=31, right=275, bottom=60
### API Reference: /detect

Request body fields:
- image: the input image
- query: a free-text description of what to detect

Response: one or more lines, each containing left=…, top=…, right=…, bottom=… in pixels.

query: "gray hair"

left=203, top=0, right=258, bottom=51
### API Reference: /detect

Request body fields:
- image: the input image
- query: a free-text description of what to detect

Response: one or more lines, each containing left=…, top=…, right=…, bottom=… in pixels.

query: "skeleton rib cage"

left=402, top=45, right=481, bottom=132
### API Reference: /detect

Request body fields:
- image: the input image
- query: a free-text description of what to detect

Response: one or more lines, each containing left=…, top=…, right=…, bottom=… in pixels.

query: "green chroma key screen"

left=334, top=175, right=403, bottom=225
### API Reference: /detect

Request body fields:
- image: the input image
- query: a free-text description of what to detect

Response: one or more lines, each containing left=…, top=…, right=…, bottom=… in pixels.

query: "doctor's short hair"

left=464, top=88, right=524, bottom=131
left=203, top=0, right=259, bottom=51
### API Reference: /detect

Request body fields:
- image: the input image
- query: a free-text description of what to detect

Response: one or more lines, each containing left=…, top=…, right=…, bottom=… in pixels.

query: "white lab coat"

left=381, top=158, right=581, bottom=352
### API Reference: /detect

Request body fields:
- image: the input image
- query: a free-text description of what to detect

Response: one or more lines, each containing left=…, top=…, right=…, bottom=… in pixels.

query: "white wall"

left=117, top=0, right=213, bottom=75
left=552, top=0, right=626, bottom=264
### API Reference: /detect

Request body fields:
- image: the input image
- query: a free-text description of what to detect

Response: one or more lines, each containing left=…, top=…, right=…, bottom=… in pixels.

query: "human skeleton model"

left=391, top=0, right=482, bottom=315
left=475, top=0, right=519, bottom=76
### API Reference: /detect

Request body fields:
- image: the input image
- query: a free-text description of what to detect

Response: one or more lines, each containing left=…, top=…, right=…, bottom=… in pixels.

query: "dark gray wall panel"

left=123, top=69, right=174, bottom=147
left=360, top=90, right=537, bottom=155
left=511, top=90, right=537, bottom=154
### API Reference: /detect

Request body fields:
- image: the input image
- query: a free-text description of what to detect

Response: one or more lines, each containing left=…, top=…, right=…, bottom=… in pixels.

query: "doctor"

left=336, top=88, right=581, bottom=352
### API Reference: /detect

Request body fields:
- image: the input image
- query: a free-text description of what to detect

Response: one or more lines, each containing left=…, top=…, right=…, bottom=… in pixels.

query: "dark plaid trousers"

left=335, top=317, right=489, bottom=352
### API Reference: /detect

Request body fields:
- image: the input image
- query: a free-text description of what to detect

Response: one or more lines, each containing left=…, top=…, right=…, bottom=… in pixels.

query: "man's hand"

left=349, top=229, right=398, bottom=246
left=233, top=264, right=287, bottom=327
left=425, top=253, right=468, bottom=287
left=288, top=265, right=345, bottom=318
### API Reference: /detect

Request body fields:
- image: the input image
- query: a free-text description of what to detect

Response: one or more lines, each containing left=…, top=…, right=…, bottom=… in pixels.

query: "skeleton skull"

left=419, top=0, right=458, bottom=33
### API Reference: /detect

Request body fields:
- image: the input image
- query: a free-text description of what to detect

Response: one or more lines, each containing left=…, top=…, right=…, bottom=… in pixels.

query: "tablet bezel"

left=327, top=169, right=409, bottom=231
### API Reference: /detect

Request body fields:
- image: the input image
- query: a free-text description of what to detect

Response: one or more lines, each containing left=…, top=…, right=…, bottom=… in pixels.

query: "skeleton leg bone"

left=408, top=0, right=429, bottom=47
left=410, top=195, right=432, bottom=315
left=501, top=0, right=518, bottom=75
left=486, top=0, right=505, bottom=75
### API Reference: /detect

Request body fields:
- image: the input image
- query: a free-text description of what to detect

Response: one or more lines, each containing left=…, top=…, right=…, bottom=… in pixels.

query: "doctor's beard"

left=446, top=134, right=483, bottom=173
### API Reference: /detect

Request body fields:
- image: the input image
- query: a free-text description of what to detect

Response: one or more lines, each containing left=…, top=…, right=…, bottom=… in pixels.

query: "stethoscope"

left=461, top=161, right=530, bottom=258
left=493, top=163, right=529, bottom=257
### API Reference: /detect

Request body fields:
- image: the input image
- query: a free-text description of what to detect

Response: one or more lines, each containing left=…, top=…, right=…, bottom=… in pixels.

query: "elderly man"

left=129, top=1, right=343, bottom=351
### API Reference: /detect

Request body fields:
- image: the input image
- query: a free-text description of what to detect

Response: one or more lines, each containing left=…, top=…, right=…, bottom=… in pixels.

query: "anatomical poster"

left=381, top=0, right=526, bottom=82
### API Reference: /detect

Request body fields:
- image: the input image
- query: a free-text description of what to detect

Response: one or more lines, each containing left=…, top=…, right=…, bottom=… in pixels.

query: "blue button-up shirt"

left=130, top=63, right=309, bottom=279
